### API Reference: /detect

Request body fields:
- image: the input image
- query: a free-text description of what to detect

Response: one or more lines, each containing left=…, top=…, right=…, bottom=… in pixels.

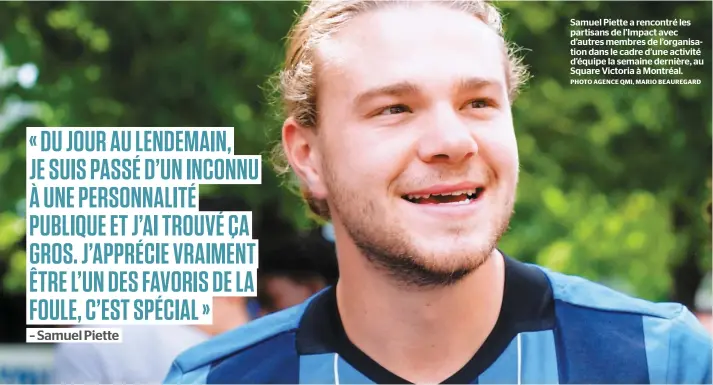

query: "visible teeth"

left=406, top=189, right=478, bottom=200
left=445, top=189, right=475, bottom=196
left=442, top=198, right=471, bottom=205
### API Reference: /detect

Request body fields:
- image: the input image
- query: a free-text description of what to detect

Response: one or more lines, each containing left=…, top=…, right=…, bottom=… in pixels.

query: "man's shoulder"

left=540, top=266, right=685, bottom=318
left=541, top=265, right=711, bottom=338
left=165, top=297, right=313, bottom=384
left=538, top=265, right=712, bottom=383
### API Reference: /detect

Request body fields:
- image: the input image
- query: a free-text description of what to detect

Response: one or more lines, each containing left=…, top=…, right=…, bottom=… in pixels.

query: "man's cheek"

left=481, top=136, right=518, bottom=169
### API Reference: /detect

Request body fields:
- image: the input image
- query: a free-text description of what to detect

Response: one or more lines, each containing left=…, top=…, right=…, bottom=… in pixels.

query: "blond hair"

left=268, top=0, right=529, bottom=220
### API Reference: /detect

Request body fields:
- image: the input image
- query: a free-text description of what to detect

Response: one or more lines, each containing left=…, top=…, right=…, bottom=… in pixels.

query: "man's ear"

left=282, top=117, right=328, bottom=200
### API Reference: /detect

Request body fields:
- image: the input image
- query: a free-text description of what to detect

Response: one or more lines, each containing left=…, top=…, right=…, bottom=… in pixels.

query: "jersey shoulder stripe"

left=539, top=265, right=712, bottom=384
left=165, top=292, right=319, bottom=384
left=540, top=265, right=683, bottom=319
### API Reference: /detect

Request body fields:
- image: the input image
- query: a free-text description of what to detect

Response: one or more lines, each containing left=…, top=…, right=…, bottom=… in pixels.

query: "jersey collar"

left=296, top=252, right=555, bottom=384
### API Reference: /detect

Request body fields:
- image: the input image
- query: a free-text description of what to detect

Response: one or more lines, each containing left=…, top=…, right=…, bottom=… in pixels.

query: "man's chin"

left=411, top=241, right=494, bottom=265
left=351, top=229, right=495, bottom=288
left=409, top=228, right=495, bottom=248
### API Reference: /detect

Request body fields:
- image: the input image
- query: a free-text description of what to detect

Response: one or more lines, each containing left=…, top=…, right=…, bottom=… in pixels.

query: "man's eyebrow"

left=454, top=77, right=504, bottom=94
left=352, top=77, right=505, bottom=107
left=353, top=81, right=422, bottom=106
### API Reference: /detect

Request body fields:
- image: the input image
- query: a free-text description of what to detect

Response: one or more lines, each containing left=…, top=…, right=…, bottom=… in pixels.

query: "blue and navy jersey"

left=165, top=256, right=712, bottom=384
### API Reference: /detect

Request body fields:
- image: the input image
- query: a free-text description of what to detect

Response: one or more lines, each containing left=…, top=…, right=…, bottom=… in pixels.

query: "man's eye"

left=379, top=105, right=411, bottom=115
left=467, top=99, right=491, bottom=109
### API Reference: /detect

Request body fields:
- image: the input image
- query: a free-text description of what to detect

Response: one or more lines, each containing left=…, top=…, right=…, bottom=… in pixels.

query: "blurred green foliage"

left=0, top=1, right=710, bottom=307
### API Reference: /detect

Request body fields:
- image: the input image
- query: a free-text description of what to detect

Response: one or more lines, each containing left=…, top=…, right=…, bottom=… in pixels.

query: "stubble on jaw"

left=322, top=162, right=515, bottom=290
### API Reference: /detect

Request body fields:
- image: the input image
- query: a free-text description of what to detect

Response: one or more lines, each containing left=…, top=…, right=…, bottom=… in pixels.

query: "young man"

left=165, top=1, right=712, bottom=383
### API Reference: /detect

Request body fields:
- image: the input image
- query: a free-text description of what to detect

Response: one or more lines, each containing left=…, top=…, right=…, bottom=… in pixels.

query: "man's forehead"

left=316, top=5, right=507, bottom=94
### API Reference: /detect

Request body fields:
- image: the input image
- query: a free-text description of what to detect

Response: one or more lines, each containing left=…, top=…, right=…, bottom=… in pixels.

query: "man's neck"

left=335, top=246, right=505, bottom=384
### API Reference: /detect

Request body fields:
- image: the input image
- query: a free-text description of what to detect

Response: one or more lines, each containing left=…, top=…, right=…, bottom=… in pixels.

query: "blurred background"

left=0, top=1, right=711, bottom=383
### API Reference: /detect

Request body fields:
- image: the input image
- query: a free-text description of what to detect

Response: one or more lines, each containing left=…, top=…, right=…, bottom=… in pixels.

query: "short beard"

left=348, top=218, right=508, bottom=289
left=323, top=162, right=515, bottom=290
left=355, top=237, right=483, bottom=288
left=334, top=196, right=512, bottom=289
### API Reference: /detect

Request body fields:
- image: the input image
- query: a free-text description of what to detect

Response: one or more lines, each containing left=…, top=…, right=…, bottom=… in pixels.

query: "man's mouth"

left=402, top=188, right=484, bottom=205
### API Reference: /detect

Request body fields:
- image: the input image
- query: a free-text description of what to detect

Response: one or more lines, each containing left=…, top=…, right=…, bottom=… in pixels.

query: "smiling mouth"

left=402, top=188, right=485, bottom=205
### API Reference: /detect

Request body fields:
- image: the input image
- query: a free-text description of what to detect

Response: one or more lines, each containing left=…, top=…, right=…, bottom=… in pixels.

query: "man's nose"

left=417, top=106, right=478, bottom=164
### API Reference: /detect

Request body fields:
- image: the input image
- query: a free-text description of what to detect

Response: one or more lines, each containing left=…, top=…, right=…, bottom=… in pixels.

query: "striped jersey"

left=165, top=256, right=712, bottom=384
